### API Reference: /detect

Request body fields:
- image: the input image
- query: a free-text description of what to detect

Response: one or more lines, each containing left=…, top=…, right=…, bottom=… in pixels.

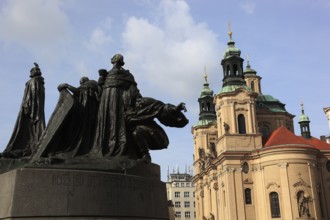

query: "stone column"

left=234, top=168, right=246, bottom=220
left=225, top=167, right=238, bottom=220
left=253, top=165, right=268, bottom=220
left=307, top=162, right=320, bottom=219
left=279, top=162, right=293, bottom=220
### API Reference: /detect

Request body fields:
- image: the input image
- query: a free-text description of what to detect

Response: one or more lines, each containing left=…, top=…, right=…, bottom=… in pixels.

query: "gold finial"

left=228, top=21, right=233, bottom=39
left=203, top=65, right=208, bottom=83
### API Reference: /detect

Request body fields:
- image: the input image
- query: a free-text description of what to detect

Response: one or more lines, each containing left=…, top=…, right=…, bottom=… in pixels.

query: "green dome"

left=200, top=83, right=213, bottom=98
left=223, top=40, right=241, bottom=59
left=299, top=113, right=310, bottom=122
left=256, top=94, right=288, bottom=113
left=243, top=63, right=257, bottom=75
left=218, top=84, right=252, bottom=95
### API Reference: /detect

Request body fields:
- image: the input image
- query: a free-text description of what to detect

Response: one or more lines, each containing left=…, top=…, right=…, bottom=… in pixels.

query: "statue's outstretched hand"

left=176, top=102, right=187, bottom=112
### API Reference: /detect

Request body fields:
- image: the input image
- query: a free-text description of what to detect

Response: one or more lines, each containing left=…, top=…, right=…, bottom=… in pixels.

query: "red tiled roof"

left=304, top=137, right=330, bottom=150
left=264, top=126, right=330, bottom=150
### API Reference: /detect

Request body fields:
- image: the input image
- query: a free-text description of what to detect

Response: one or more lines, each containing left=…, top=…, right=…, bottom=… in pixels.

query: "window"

left=184, top=201, right=190, bottom=207
left=207, top=102, right=211, bottom=111
left=261, top=124, right=270, bottom=138
left=175, top=182, right=179, bottom=187
left=193, top=192, right=195, bottom=197
left=269, top=192, right=281, bottom=218
left=194, top=201, right=195, bottom=207
left=175, top=192, right=180, bottom=198
left=175, top=211, right=181, bottom=218
left=175, top=201, right=181, bottom=208
left=194, top=211, right=196, bottom=217
left=184, top=192, right=190, bottom=197
left=251, top=81, right=255, bottom=92
left=226, top=65, right=230, bottom=76
left=238, top=114, right=246, bottom=134
left=233, top=64, right=238, bottom=75
left=245, top=188, right=252, bottom=204
left=185, top=211, right=191, bottom=218
left=181, top=182, right=185, bottom=187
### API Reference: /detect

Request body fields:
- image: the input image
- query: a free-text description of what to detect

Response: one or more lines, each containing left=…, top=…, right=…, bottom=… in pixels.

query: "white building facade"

left=166, top=171, right=196, bottom=219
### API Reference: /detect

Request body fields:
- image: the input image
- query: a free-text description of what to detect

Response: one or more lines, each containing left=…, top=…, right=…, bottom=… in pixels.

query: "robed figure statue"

left=1, top=63, right=45, bottom=158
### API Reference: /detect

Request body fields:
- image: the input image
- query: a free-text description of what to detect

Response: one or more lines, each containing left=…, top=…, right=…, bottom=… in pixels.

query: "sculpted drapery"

left=2, top=63, right=45, bottom=158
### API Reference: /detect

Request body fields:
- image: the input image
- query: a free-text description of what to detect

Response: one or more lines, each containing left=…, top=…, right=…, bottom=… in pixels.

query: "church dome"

left=243, top=62, right=257, bottom=75
left=223, top=39, right=241, bottom=59
left=200, top=83, right=214, bottom=98
left=299, top=113, right=310, bottom=122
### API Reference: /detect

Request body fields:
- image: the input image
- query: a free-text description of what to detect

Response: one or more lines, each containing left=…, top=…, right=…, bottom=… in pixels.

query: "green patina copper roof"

left=218, top=84, right=252, bottom=95
left=256, top=94, right=288, bottom=113
left=256, top=95, right=280, bottom=102
left=223, top=39, right=241, bottom=59
left=200, top=83, right=214, bottom=98
left=299, top=114, right=310, bottom=122
left=193, top=119, right=216, bottom=128
left=243, top=62, right=257, bottom=75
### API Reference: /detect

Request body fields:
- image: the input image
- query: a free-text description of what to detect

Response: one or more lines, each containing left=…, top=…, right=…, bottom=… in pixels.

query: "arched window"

left=238, top=114, right=246, bottom=134
left=251, top=81, right=255, bottom=92
left=207, top=102, right=211, bottom=111
left=226, top=65, right=230, bottom=76
left=233, top=64, right=238, bottom=75
left=245, top=188, right=252, bottom=204
left=261, top=124, right=270, bottom=137
left=269, top=192, right=281, bottom=218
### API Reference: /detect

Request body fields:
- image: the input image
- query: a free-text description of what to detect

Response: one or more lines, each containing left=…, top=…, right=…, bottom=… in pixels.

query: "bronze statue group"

left=0, top=54, right=188, bottom=164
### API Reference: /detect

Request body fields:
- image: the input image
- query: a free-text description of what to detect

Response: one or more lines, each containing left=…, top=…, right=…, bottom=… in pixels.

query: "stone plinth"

left=0, top=166, right=169, bottom=220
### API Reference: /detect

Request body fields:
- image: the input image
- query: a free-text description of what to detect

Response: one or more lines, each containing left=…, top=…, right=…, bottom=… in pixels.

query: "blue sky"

left=0, top=0, right=329, bottom=180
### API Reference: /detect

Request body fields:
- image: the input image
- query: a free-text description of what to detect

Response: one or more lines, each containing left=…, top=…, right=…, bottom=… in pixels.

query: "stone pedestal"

left=0, top=166, right=169, bottom=219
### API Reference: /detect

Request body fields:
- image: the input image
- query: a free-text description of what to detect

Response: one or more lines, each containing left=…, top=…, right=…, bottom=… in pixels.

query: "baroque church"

left=192, top=30, right=330, bottom=220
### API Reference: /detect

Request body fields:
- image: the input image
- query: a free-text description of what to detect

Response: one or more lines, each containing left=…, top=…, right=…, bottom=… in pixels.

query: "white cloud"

left=0, top=0, right=71, bottom=51
left=240, top=2, right=256, bottom=15
left=121, top=0, right=223, bottom=101
left=85, top=17, right=113, bottom=54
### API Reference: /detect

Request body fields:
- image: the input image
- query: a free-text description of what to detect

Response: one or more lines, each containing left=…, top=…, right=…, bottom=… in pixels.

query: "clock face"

left=242, top=162, right=249, bottom=174
left=326, top=160, right=330, bottom=172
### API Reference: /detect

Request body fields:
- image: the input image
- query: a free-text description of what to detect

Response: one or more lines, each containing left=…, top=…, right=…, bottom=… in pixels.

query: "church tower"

left=192, top=69, right=217, bottom=220
left=299, top=102, right=311, bottom=139
left=214, top=27, right=261, bottom=149
left=193, top=26, right=330, bottom=220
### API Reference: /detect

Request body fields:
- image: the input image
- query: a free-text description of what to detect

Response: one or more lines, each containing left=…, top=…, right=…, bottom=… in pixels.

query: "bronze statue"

left=90, top=54, right=142, bottom=158
left=2, top=54, right=188, bottom=168
left=126, top=97, right=188, bottom=162
left=0, top=63, right=45, bottom=158
left=31, top=77, right=101, bottom=161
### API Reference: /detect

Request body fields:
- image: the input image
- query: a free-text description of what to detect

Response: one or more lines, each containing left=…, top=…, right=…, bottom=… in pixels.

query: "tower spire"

left=228, top=21, right=233, bottom=40
left=204, top=65, right=208, bottom=83
left=300, top=98, right=305, bottom=115
left=246, top=53, right=251, bottom=68
left=221, top=23, right=245, bottom=87
left=299, top=99, right=311, bottom=139
left=194, top=68, right=216, bottom=127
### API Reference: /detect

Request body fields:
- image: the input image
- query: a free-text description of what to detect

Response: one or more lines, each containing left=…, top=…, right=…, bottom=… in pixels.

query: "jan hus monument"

left=0, top=54, right=189, bottom=220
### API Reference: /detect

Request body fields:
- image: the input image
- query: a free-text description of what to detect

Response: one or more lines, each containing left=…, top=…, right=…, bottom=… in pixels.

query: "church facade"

left=192, top=31, right=330, bottom=220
